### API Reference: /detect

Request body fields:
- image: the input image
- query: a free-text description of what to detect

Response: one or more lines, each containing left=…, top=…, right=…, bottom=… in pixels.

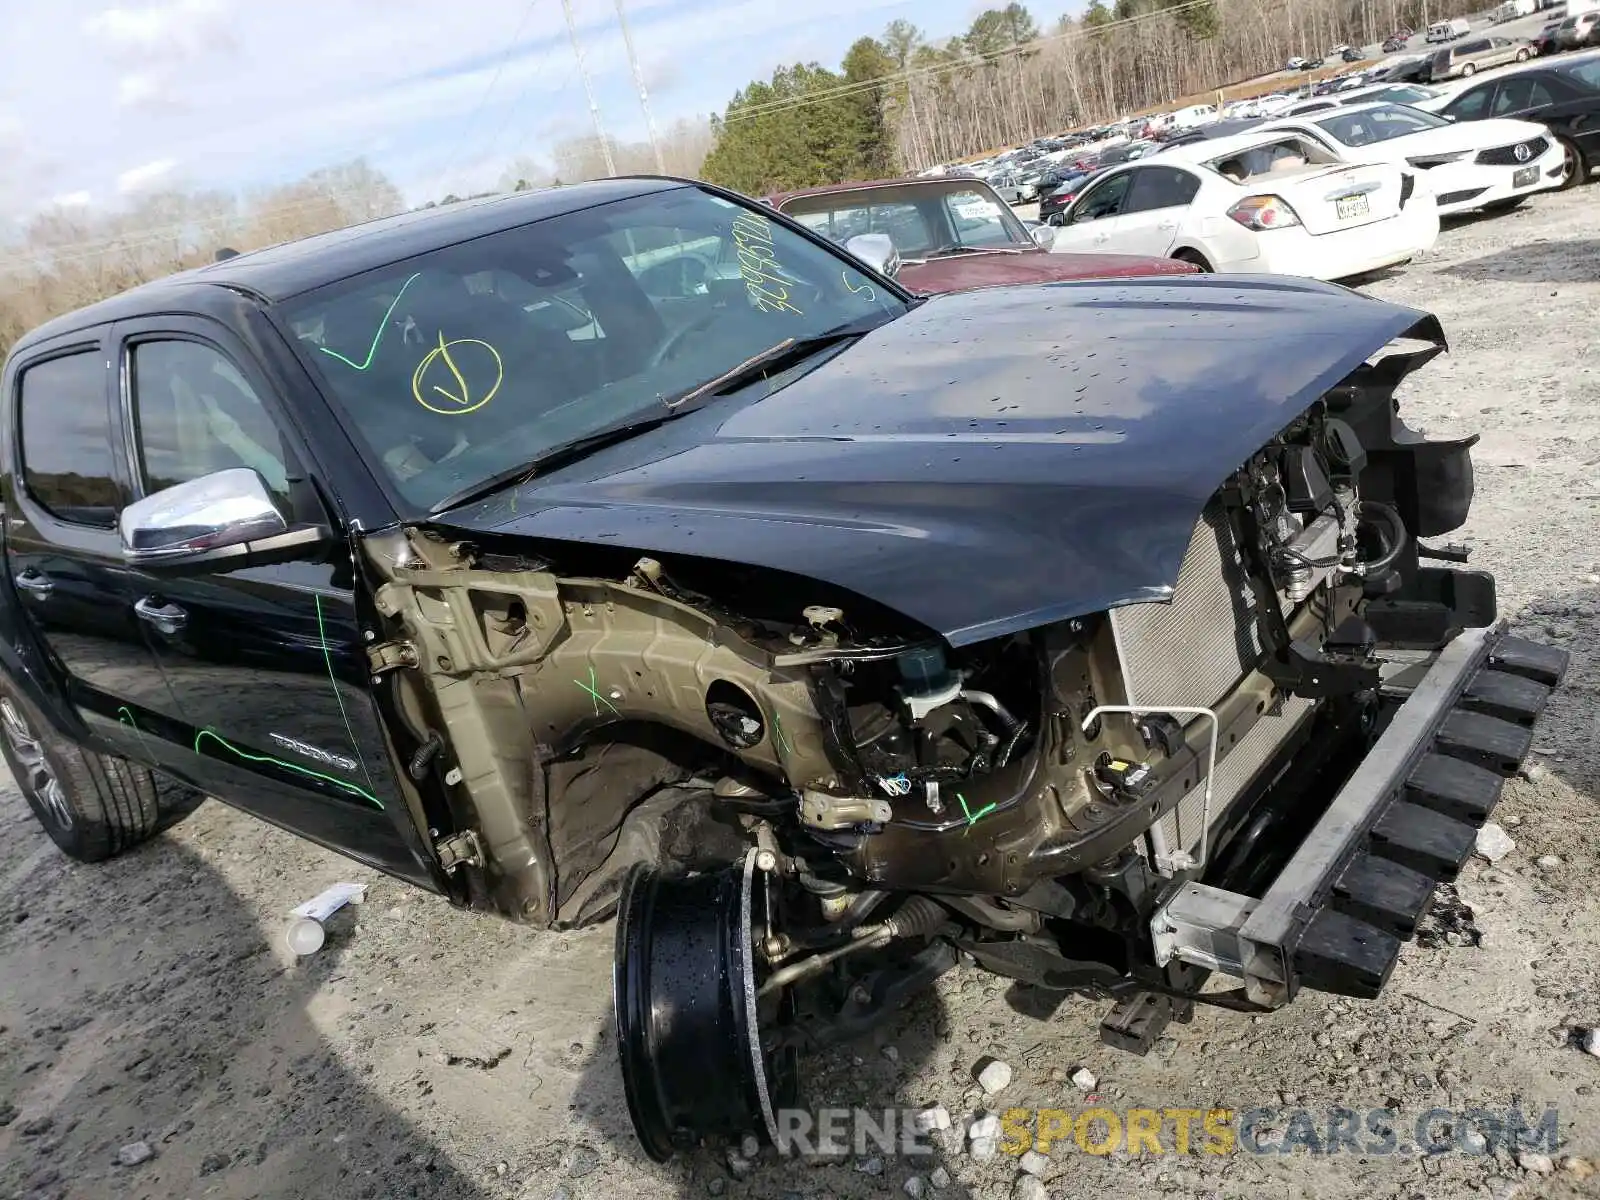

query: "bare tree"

left=877, top=0, right=1480, bottom=172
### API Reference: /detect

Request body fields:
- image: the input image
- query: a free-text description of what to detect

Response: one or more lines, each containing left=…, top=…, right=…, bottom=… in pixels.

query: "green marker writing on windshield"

left=318, top=272, right=423, bottom=370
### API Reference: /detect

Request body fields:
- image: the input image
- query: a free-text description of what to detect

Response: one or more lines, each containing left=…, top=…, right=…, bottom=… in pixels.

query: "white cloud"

left=116, top=71, right=181, bottom=110
left=116, top=158, right=178, bottom=193
left=1, top=0, right=949, bottom=224
left=50, top=191, right=93, bottom=207
left=84, top=0, right=232, bottom=58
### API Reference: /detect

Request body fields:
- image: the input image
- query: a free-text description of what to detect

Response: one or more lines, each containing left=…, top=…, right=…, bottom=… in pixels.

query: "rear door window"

left=1125, top=167, right=1201, bottom=213
left=1492, top=77, right=1555, bottom=114
left=17, top=351, right=122, bottom=528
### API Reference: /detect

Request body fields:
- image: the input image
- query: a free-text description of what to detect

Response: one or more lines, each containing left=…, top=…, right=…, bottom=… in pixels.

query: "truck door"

left=2, top=333, right=187, bottom=770
left=106, top=316, right=435, bottom=887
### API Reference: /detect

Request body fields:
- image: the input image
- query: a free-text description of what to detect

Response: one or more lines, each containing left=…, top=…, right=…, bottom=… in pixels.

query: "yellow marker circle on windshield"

left=412, top=333, right=503, bottom=415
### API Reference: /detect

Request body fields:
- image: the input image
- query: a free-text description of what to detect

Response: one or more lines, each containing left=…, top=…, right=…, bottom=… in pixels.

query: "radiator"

left=1109, top=506, right=1262, bottom=713
left=1107, top=507, right=1308, bottom=859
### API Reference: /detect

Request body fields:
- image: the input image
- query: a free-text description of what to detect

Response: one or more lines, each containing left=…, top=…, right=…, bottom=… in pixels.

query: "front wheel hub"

left=0, top=698, right=71, bottom=830
left=614, top=849, right=799, bottom=1161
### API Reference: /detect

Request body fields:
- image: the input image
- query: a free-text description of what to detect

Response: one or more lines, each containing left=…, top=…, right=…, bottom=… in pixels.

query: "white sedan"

left=1258, top=102, right=1565, bottom=214
left=1047, top=127, right=1439, bottom=282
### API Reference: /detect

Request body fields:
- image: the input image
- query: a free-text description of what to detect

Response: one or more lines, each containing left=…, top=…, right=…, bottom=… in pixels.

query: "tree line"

left=700, top=0, right=1490, bottom=195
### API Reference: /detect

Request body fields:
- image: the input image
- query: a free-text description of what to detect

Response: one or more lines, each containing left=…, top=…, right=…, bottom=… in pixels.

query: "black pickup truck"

left=0, top=176, right=1568, bottom=1161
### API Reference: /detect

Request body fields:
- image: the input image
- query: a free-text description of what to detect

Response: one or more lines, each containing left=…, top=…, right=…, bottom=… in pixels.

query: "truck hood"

left=900, top=249, right=1197, bottom=292
left=438, top=276, right=1440, bottom=647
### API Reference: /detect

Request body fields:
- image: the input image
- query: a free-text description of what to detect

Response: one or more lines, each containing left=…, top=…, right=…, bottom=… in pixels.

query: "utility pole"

left=613, top=0, right=666, bottom=174
left=561, top=0, right=616, bottom=176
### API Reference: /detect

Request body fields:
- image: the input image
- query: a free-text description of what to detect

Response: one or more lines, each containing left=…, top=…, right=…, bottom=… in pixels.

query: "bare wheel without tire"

left=0, top=678, right=203, bottom=861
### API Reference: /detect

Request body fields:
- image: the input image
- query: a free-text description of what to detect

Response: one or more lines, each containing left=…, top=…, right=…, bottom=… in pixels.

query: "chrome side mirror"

left=119, top=468, right=290, bottom=566
left=1030, top=223, right=1057, bottom=250
left=844, top=232, right=901, bottom=278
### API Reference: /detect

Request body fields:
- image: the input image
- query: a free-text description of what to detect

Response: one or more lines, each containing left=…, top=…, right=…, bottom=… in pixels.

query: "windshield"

left=282, top=186, right=905, bottom=511
left=779, top=183, right=1031, bottom=259
left=1315, top=103, right=1450, bottom=145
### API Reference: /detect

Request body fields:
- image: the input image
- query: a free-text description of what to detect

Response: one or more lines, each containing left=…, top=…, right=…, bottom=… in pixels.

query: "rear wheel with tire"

left=1173, top=248, right=1213, bottom=272
left=1557, top=137, right=1588, bottom=189
left=1462, top=62, right=1477, bottom=76
left=0, top=677, right=203, bottom=861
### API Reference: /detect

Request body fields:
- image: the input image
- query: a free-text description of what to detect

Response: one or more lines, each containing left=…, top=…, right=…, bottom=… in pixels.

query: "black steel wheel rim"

left=613, top=853, right=793, bottom=1161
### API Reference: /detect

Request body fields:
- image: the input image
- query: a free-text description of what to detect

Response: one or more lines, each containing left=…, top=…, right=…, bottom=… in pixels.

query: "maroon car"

left=764, top=176, right=1199, bottom=292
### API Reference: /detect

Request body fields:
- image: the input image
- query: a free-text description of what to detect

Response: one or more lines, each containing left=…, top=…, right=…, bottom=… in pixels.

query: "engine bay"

left=356, top=335, right=1499, bottom=1158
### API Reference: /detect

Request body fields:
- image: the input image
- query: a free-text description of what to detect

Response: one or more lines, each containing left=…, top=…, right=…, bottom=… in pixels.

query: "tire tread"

left=0, top=678, right=200, bottom=862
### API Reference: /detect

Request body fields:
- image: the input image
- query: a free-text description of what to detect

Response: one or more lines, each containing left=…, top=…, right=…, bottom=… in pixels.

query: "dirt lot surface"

left=4, top=187, right=1600, bottom=1200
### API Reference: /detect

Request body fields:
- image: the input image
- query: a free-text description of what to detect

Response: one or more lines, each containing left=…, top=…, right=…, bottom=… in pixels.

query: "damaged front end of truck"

left=351, top=293, right=1568, bottom=1163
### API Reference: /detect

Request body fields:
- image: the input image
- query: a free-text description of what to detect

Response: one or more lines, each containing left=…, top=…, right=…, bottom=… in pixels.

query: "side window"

left=17, top=351, right=122, bottom=528
left=1493, top=79, right=1531, bottom=114
left=1069, top=173, right=1133, bottom=223
left=941, top=189, right=1015, bottom=249
left=129, top=341, right=291, bottom=508
left=1496, top=78, right=1555, bottom=113
left=1126, top=167, right=1200, bottom=214
left=1448, top=85, right=1494, bottom=119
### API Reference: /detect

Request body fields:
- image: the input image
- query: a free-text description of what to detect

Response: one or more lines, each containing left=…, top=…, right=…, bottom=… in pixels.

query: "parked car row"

left=1035, top=72, right=1594, bottom=284
left=761, top=176, right=1200, bottom=297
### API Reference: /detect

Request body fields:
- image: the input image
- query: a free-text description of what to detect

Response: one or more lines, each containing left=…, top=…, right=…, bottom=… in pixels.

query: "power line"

left=562, top=0, right=616, bottom=175
left=721, top=0, right=1216, bottom=124
left=1, top=0, right=1224, bottom=273
left=615, top=0, right=666, bottom=174
left=0, top=5, right=583, bottom=276
left=427, top=0, right=544, bottom=200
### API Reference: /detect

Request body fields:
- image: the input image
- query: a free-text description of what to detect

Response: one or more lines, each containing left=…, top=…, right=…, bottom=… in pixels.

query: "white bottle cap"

left=285, top=916, right=326, bottom=956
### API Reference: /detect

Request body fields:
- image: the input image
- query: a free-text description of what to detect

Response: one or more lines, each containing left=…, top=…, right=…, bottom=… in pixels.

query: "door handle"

left=14, top=570, right=52, bottom=598
left=133, top=596, right=187, bottom=634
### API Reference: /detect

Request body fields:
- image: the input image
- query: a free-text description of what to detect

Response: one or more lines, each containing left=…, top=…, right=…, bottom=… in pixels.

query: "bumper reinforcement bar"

left=1149, top=622, right=1569, bottom=1008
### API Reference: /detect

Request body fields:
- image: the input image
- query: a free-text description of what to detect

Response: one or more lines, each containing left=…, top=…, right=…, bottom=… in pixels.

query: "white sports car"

left=1258, top=101, right=1565, bottom=214
left=1047, top=127, right=1439, bottom=282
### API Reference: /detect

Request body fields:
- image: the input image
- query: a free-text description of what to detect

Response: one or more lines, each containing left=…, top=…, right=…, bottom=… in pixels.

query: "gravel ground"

left=3, top=187, right=1600, bottom=1200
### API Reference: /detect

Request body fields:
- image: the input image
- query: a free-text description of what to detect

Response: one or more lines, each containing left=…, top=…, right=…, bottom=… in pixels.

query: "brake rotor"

left=613, top=849, right=798, bottom=1161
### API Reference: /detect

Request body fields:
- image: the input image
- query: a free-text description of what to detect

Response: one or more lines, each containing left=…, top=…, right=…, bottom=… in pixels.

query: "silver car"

left=1429, top=34, right=1532, bottom=79
left=984, top=173, right=1025, bottom=205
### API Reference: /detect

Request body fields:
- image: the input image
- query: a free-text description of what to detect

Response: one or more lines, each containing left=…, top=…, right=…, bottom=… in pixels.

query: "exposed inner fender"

left=363, top=529, right=847, bottom=925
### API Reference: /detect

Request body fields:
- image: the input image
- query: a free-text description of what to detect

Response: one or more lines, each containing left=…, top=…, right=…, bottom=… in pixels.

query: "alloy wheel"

left=0, top=698, right=71, bottom=830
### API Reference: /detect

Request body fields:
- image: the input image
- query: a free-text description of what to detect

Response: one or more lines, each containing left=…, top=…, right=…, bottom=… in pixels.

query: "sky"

left=0, top=0, right=1084, bottom=224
